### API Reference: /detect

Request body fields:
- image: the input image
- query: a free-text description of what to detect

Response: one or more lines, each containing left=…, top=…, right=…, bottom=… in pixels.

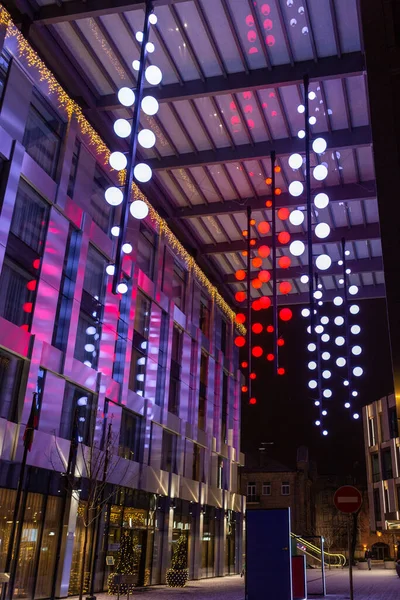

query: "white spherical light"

left=336, top=357, right=346, bottom=367
left=134, top=163, right=152, bottom=183
left=312, top=137, right=327, bottom=154
left=315, top=420, right=321, bottom=426
left=145, top=65, right=162, bottom=86
left=132, top=60, right=140, bottom=71
left=352, top=345, right=362, bottom=356
left=105, top=187, right=123, bottom=206
left=322, top=370, right=331, bottom=379
left=114, top=119, right=132, bottom=138
left=322, top=410, right=327, bottom=416
left=333, top=296, right=343, bottom=306
left=334, top=316, right=344, bottom=326
left=308, top=343, right=316, bottom=352
left=315, top=254, right=331, bottom=270
left=300, top=275, right=309, bottom=284
left=301, top=308, right=310, bottom=317
left=351, top=325, right=361, bottom=335
left=335, top=336, right=345, bottom=346
left=289, top=240, right=305, bottom=257
left=315, top=325, right=324, bottom=334
left=315, top=223, right=330, bottom=239
left=353, top=366, right=363, bottom=377
left=322, top=351, right=330, bottom=360
left=289, top=209, right=305, bottom=226
left=130, top=200, right=149, bottom=220
left=111, top=226, right=120, bottom=237
left=314, top=290, right=322, bottom=300
left=352, top=391, right=358, bottom=397
left=136, top=31, right=144, bottom=43
left=297, top=104, right=305, bottom=114
left=289, top=181, right=304, bottom=197
left=141, top=96, right=159, bottom=116
left=344, top=402, right=351, bottom=408
left=308, top=380, right=317, bottom=389
left=122, top=243, right=133, bottom=254
left=118, top=87, right=135, bottom=107
left=353, top=413, right=360, bottom=420
left=308, top=361, right=317, bottom=370
left=343, top=380, right=349, bottom=387
left=313, top=164, right=328, bottom=181
left=350, top=305, right=360, bottom=315
left=146, top=42, right=155, bottom=53
left=321, top=333, right=330, bottom=342
left=323, top=389, right=332, bottom=398
left=298, top=129, right=305, bottom=139
left=321, top=316, right=329, bottom=325
left=349, top=285, right=359, bottom=296
left=308, top=91, right=316, bottom=100
left=106, top=265, right=115, bottom=275
left=322, top=430, right=328, bottom=436
left=314, top=192, right=329, bottom=209
left=288, top=153, right=303, bottom=170
left=138, top=128, right=156, bottom=149
left=109, top=151, right=127, bottom=171
left=149, top=13, right=158, bottom=24
left=309, top=116, right=317, bottom=125
left=84, top=343, right=95, bottom=353
left=117, top=282, right=128, bottom=294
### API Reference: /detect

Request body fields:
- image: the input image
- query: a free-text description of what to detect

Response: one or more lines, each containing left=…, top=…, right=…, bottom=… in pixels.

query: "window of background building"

left=198, top=353, right=208, bottom=431
left=53, top=227, right=81, bottom=351
left=91, top=166, right=113, bottom=234
left=381, top=448, right=393, bottom=480
left=74, top=246, right=106, bottom=369
left=384, top=487, right=390, bottom=512
left=247, top=482, right=256, bottom=500
left=60, top=383, right=95, bottom=445
left=262, top=482, right=271, bottom=496
left=221, top=371, right=228, bottom=445
left=161, top=430, right=178, bottom=474
left=168, top=325, right=182, bottom=415
left=129, top=291, right=151, bottom=395
left=0, top=349, right=24, bottom=422
left=155, top=312, right=169, bottom=407
left=118, top=409, right=142, bottom=462
left=23, top=90, right=64, bottom=179
left=137, top=224, right=156, bottom=279
left=0, top=180, right=49, bottom=330
left=369, top=418, right=376, bottom=446
left=67, top=138, right=81, bottom=198
left=373, top=488, right=381, bottom=523
left=281, top=482, right=290, bottom=496
left=388, top=406, right=398, bottom=439
left=199, top=294, right=210, bottom=337
left=371, top=453, right=380, bottom=483
left=172, top=262, right=186, bottom=311
left=379, top=412, right=384, bottom=441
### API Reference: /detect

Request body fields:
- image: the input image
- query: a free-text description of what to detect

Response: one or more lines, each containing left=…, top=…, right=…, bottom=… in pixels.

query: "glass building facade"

left=0, top=40, right=244, bottom=598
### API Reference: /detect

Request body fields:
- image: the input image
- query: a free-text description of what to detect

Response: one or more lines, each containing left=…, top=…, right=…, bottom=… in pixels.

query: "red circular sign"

left=333, top=486, right=362, bottom=514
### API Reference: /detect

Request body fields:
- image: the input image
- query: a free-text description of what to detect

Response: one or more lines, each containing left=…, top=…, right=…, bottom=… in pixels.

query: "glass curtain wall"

left=201, top=506, right=216, bottom=578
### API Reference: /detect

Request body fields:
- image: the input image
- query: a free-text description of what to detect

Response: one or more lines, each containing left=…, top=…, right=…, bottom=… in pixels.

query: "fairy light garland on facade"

left=0, top=5, right=244, bottom=334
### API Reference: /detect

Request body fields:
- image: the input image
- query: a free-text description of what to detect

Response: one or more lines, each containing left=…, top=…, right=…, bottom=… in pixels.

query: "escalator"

left=291, top=533, right=346, bottom=568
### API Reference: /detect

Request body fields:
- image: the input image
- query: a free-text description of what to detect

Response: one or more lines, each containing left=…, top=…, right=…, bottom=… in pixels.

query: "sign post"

left=333, top=486, right=363, bottom=600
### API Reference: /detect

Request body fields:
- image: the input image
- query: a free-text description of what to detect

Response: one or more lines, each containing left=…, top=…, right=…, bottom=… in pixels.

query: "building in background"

left=0, top=41, right=244, bottom=599
left=240, top=446, right=315, bottom=535
left=363, top=394, right=400, bottom=543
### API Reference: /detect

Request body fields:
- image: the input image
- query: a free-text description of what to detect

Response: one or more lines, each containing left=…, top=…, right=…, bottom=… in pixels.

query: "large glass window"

left=0, top=258, right=36, bottom=329
left=172, top=262, right=186, bottom=311
left=199, top=294, right=210, bottom=337
left=67, top=138, right=80, bottom=198
left=155, top=312, right=169, bottom=407
left=371, top=453, right=380, bottom=483
left=74, top=246, right=106, bottom=369
left=369, top=418, right=376, bottom=446
left=373, top=488, right=381, bottom=523
left=129, top=292, right=151, bottom=395
left=23, top=91, right=64, bottom=178
left=134, top=291, right=151, bottom=338
left=10, top=179, right=49, bottom=255
left=90, top=166, right=112, bottom=234
left=198, top=353, right=208, bottom=430
left=201, top=506, right=216, bottom=578
left=112, top=287, right=131, bottom=384
left=119, top=409, right=142, bottom=461
left=0, top=348, right=24, bottom=422
left=0, top=51, right=10, bottom=102
left=136, top=225, right=156, bottom=279
left=382, top=449, right=393, bottom=480
left=161, top=430, right=178, bottom=474
left=388, top=407, right=399, bottom=439
left=168, top=326, right=182, bottom=415
left=60, top=383, right=96, bottom=445
left=221, top=372, right=228, bottom=445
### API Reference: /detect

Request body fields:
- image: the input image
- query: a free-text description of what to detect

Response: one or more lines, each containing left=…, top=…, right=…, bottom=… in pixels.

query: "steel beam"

left=262, top=284, right=385, bottom=306
left=168, top=181, right=376, bottom=218
left=147, top=126, right=371, bottom=171
left=203, top=223, right=380, bottom=254
left=96, top=52, right=365, bottom=109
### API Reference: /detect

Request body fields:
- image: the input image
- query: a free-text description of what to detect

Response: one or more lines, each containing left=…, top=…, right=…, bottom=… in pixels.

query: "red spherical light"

left=266, top=353, right=274, bottom=361
left=277, top=338, right=285, bottom=347
left=235, top=336, right=246, bottom=348
left=249, top=397, right=257, bottom=405
left=279, top=281, right=292, bottom=295
left=235, top=269, right=246, bottom=281
left=277, top=208, right=290, bottom=220
left=265, top=178, right=272, bottom=185
left=26, top=279, right=37, bottom=292
left=235, top=291, right=246, bottom=302
left=274, top=165, right=281, bottom=173
left=250, top=239, right=256, bottom=246
left=252, top=257, right=263, bottom=268
left=252, top=278, right=262, bottom=289
left=22, top=302, right=33, bottom=313
left=250, top=372, right=256, bottom=380
left=259, top=296, right=272, bottom=309
left=278, top=231, right=291, bottom=244
left=252, top=323, right=263, bottom=334
left=279, top=308, right=293, bottom=322
left=236, top=313, right=246, bottom=324
left=275, top=188, right=282, bottom=196
left=266, top=325, right=274, bottom=333
left=252, top=346, right=263, bottom=358
left=241, top=361, right=248, bottom=369
left=242, top=385, right=248, bottom=393
left=258, top=221, right=270, bottom=235
left=258, top=270, right=271, bottom=283
left=278, top=256, right=291, bottom=269
left=258, top=245, right=271, bottom=259
left=265, top=200, right=273, bottom=208
left=277, top=367, right=286, bottom=376
left=252, top=299, right=262, bottom=311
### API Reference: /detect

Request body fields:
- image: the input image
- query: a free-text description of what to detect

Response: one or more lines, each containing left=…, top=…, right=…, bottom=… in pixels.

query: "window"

left=0, top=51, right=10, bottom=103
left=112, top=286, right=131, bottom=384
left=74, top=246, right=106, bottom=369
left=60, top=383, right=95, bottom=445
left=67, top=138, right=80, bottom=198
left=168, top=326, right=182, bottom=415
left=221, top=372, right=228, bottom=444
left=10, top=179, right=49, bottom=254
left=371, top=453, right=380, bottom=483
left=53, top=227, right=81, bottom=351
left=220, top=318, right=227, bottom=354
left=262, top=482, right=271, bottom=496
left=137, top=224, right=156, bottom=279
left=0, top=349, right=24, bottom=422
left=172, top=262, right=186, bottom=310
left=373, top=488, right=381, bottom=523
left=129, top=291, right=151, bottom=395
left=134, top=291, right=151, bottom=338
left=379, top=412, right=384, bottom=442
left=199, top=294, right=210, bottom=337
left=198, top=353, right=208, bottom=430
left=382, top=449, right=393, bottom=480
left=281, top=482, right=290, bottom=496
left=118, top=409, right=142, bottom=461
left=217, top=456, right=225, bottom=489
left=23, top=91, right=64, bottom=178
left=90, top=166, right=113, bottom=234
left=0, top=258, right=37, bottom=329
left=384, top=487, right=390, bottom=512
left=161, top=430, right=178, bottom=474
left=192, top=444, right=202, bottom=482
left=247, top=482, right=256, bottom=501
left=155, top=312, right=169, bottom=407
left=388, top=407, right=399, bottom=439
left=369, top=418, right=376, bottom=446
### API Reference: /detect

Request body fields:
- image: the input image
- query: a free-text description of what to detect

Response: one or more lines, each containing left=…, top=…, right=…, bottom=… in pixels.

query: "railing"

left=291, top=533, right=346, bottom=568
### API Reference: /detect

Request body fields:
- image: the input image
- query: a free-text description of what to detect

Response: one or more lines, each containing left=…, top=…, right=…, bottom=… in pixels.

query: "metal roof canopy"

left=9, top=0, right=384, bottom=305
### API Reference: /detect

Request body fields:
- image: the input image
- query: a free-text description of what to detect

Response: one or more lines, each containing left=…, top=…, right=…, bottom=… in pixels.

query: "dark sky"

left=241, top=298, right=393, bottom=476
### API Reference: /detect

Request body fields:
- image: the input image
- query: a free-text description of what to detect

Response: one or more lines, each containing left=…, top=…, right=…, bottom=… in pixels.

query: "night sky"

left=241, top=298, right=394, bottom=477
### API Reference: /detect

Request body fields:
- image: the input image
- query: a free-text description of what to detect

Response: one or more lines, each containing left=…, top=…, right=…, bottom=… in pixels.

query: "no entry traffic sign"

left=333, top=485, right=362, bottom=514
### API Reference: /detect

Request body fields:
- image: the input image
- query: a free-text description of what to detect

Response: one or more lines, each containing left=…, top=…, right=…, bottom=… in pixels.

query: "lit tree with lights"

left=166, top=535, right=189, bottom=588
left=108, top=530, right=136, bottom=595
